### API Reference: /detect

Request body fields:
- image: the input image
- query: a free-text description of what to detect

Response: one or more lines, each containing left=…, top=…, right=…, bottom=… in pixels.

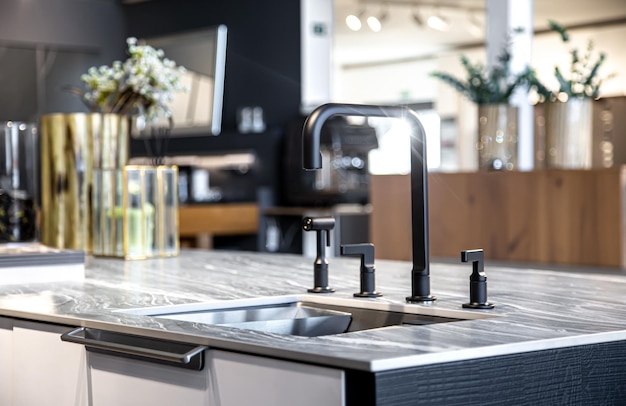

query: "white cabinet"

left=61, top=323, right=345, bottom=406
left=12, top=320, right=88, bottom=406
left=87, top=351, right=211, bottom=405
left=0, top=317, right=13, bottom=406
left=208, top=349, right=344, bottom=406
left=87, top=349, right=344, bottom=406
left=2, top=320, right=345, bottom=406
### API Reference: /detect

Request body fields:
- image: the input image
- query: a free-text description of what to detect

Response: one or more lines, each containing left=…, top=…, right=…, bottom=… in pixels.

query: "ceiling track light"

left=347, top=1, right=484, bottom=34
left=366, top=15, right=381, bottom=32
left=367, top=8, right=388, bottom=32
left=467, top=12, right=482, bottom=37
left=427, top=10, right=449, bottom=32
left=412, top=8, right=424, bottom=27
left=346, top=9, right=365, bottom=31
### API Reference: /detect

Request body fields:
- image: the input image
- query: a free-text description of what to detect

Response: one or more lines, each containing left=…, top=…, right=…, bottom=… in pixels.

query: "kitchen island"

left=1, top=249, right=625, bottom=405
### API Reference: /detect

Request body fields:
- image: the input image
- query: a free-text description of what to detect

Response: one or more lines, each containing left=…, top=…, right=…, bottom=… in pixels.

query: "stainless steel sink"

left=158, top=303, right=352, bottom=337
left=118, top=295, right=495, bottom=337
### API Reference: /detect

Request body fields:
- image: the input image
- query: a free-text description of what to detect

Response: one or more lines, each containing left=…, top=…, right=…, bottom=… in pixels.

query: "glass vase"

left=544, top=98, right=593, bottom=169
left=476, top=104, right=519, bottom=171
left=0, top=121, right=39, bottom=242
left=92, top=165, right=179, bottom=260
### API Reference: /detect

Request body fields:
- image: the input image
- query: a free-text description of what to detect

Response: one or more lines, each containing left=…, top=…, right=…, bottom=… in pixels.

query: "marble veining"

left=1, top=249, right=626, bottom=372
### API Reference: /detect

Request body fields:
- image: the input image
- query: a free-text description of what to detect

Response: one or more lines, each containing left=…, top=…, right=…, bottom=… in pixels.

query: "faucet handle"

left=341, top=243, right=382, bottom=298
left=460, top=249, right=494, bottom=309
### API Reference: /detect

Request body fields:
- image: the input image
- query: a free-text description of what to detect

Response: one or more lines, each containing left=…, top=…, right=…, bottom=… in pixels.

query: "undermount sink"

left=157, top=303, right=353, bottom=337
left=118, top=295, right=496, bottom=337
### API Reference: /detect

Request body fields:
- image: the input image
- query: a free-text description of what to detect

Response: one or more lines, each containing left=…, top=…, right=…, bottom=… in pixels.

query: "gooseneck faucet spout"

left=302, top=103, right=435, bottom=302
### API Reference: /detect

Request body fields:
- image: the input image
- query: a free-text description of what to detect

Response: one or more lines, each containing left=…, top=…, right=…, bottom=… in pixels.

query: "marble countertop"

left=1, top=249, right=626, bottom=372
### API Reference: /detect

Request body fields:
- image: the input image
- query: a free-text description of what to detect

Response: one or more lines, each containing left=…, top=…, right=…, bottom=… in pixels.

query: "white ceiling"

left=334, top=0, right=626, bottom=66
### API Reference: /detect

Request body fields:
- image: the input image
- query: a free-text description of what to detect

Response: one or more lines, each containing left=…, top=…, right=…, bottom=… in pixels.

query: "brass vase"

left=40, top=113, right=129, bottom=252
left=477, top=104, right=518, bottom=171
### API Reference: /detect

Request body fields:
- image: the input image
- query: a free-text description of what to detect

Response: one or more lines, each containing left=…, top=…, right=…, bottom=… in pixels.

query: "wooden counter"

left=371, top=168, right=626, bottom=268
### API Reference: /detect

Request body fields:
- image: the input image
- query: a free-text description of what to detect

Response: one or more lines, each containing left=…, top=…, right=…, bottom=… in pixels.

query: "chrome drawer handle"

left=61, top=327, right=207, bottom=370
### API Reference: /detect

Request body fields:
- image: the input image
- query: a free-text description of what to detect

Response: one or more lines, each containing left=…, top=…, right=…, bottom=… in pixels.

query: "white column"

left=486, top=0, right=534, bottom=171
left=300, top=0, right=334, bottom=114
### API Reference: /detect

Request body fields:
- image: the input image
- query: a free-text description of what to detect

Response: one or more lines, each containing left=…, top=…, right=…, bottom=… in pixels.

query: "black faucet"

left=302, top=103, right=435, bottom=302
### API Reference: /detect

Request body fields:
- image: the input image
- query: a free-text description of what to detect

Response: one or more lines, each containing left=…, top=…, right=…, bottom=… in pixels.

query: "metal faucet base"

left=354, top=291, right=383, bottom=298
left=308, top=287, right=335, bottom=294
left=406, top=295, right=437, bottom=303
left=463, top=302, right=495, bottom=309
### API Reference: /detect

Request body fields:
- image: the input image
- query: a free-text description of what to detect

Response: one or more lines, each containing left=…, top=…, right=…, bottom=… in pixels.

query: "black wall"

left=123, top=0, right=302, bottom=135
left=0, top=0, right=126, bottom=121
left=0, top=0, right=301, bottom=216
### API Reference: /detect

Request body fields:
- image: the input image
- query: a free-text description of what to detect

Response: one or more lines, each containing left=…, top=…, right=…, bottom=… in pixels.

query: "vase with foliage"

left=529, top=21, right=614, bottom=169
left=40, top=37, right=186, bottom=253
left=430, top=32, right=533, bottom=171
left=78, top=37, right=187, bottom=124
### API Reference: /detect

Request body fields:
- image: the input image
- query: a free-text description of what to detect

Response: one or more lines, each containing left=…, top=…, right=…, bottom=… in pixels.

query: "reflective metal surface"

left=126, top=299, right=465, bottom=337
left=40, top=113, right=129, bottom=251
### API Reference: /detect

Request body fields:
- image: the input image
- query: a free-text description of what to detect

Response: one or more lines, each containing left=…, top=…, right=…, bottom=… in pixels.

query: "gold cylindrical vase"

left=40, top=113, right=129, bottom=252
left=477, top=104, right=518, bottom=171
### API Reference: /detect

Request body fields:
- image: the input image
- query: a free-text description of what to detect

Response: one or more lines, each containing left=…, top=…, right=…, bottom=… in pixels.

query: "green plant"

left=529, top=20, right=613, bottom=101
left=430, top=30, right=533, bottom=105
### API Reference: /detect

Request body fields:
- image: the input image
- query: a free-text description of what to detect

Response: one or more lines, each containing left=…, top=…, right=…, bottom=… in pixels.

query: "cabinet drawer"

left=208, top=349, right=345, bottom=406
left=88, top=351, right=210, bottom=405
left=64, top=327, right=345, bottom=406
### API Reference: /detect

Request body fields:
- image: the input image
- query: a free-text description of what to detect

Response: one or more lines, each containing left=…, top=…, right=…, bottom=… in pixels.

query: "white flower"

left=80, top=37, right=187, bottom=123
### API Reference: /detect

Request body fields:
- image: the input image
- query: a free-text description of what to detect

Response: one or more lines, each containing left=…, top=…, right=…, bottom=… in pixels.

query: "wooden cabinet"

left=178, top=204, right=259, bottom=237
left=371, top=169, right=626, bottom=268
left=178, top=203, right=259, bottom=249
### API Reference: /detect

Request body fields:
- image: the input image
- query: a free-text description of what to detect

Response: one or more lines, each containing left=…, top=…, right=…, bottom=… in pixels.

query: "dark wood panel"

left=345, top=340, right=626, bottom=406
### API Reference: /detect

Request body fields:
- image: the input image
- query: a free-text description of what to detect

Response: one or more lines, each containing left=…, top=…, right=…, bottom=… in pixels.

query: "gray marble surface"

left=1, top=249, right=626, bottom=372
